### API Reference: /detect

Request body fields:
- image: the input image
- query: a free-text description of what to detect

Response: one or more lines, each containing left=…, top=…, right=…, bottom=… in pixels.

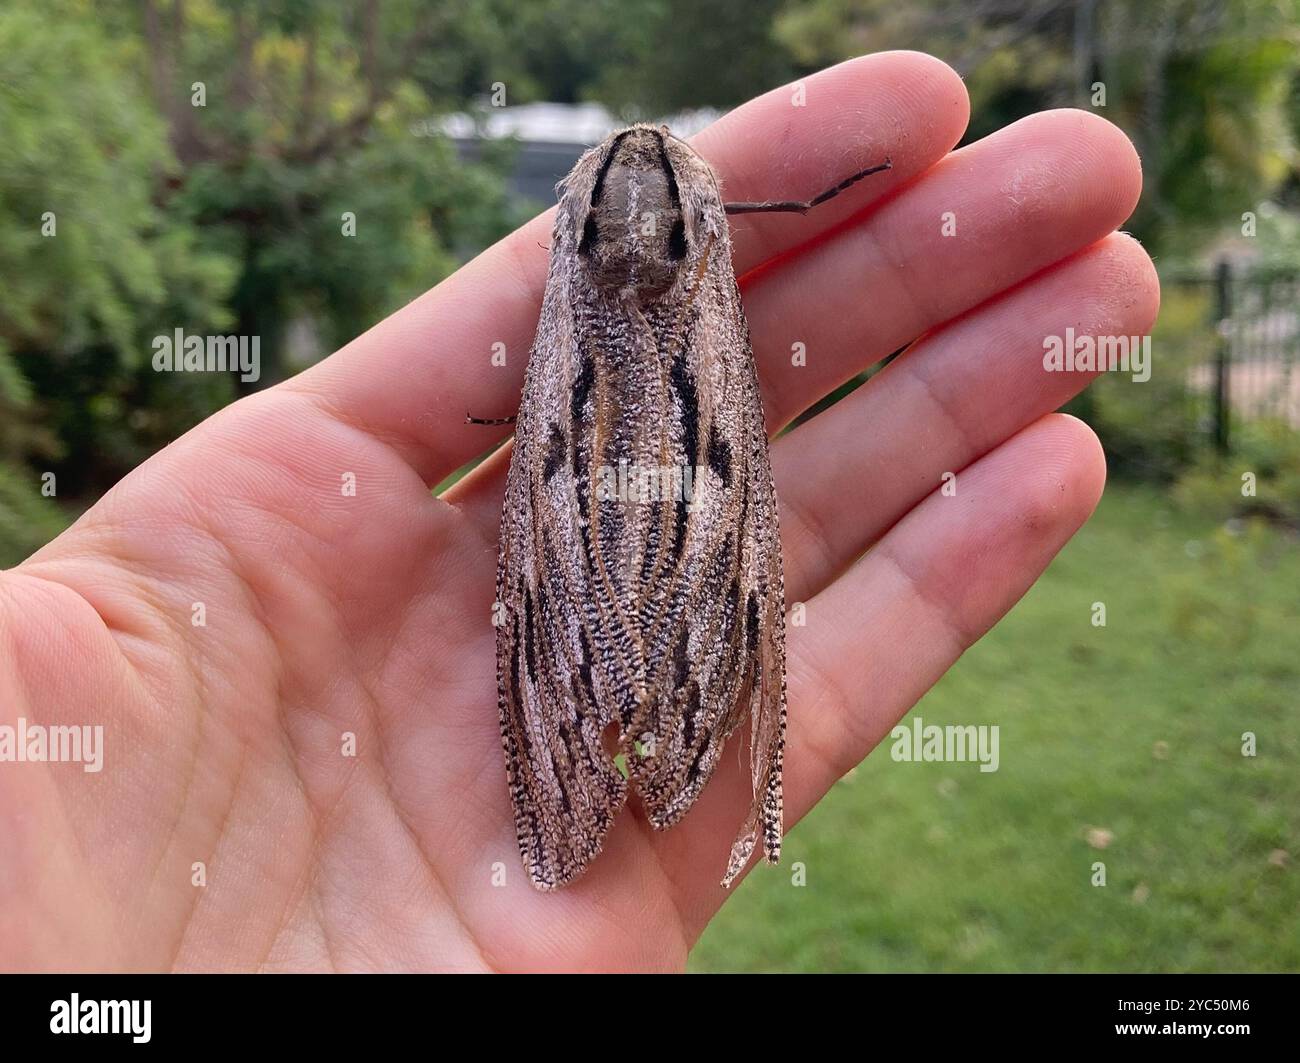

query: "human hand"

left=0, top=52, right=1157, bottom=972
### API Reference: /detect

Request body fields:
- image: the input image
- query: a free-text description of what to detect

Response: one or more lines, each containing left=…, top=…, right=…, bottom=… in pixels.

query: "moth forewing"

left=494, top=123, right=885, bottom=891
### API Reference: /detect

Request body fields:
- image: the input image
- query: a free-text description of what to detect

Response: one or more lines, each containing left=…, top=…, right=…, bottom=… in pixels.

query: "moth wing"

left=720, top=343, right=787, bottom=887
left=496, top=243, right=629, bottom=892
left=620, top=221, right=787, bottom=887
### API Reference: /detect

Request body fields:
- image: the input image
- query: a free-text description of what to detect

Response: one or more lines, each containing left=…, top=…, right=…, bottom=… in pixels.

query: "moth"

left=480, top=124, right=889, bottom=890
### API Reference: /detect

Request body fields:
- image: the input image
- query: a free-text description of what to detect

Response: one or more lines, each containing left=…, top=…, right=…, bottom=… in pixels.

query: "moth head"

left=575, top=127, right=694, bottom=300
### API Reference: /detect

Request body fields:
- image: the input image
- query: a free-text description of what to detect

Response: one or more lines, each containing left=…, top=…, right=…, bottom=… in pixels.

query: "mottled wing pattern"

left=496, top=195, right=629, bottom=890
left=497, top=126, right=787, bottom=890
left=718, top=302, right=787, bottom=888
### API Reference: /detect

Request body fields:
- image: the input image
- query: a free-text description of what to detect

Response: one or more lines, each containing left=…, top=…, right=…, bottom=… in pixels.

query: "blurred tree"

left=416, top=0, right=656, bottom=106
left=773, top=0, right=1300, bottom=255
left=0, top=0, right=521, bottom=540
left=596, top=0, right=796, bottom=114
left=1092, top=0, right=1299, bottom=256
left=404, top=0, right=794, bottom=116
left=0, top=1, right=236, bottom=515
left=122, top=0, right=522, bottom=381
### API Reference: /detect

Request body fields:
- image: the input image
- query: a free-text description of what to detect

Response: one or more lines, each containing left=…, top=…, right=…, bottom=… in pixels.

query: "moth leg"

left=723, top=158, right=891, bottom=215
left=465, top=412, right=518, bottom=426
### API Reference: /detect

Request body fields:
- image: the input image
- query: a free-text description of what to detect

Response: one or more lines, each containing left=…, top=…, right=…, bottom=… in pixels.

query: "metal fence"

left=1197, top=261, right=1300, bottom=453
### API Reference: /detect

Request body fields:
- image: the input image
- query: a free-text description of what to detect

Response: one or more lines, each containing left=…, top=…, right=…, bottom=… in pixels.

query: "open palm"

left=1, top=52, right=1157, bottom=972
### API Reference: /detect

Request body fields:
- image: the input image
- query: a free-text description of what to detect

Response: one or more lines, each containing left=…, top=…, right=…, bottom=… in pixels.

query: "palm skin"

left=0, top=52, right=1158, bottom=972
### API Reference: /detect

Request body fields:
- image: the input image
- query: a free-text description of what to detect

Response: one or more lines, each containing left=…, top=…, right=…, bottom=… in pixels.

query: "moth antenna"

left=724, top=158, right=892, bottom=215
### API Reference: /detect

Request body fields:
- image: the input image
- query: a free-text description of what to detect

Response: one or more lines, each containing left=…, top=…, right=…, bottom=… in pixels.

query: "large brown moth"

left=481, top=124, right=889, bottom=890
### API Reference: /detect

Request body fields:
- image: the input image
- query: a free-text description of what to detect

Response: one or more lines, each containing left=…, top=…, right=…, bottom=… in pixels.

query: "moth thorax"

left=579, top=140, right=688, bottom=301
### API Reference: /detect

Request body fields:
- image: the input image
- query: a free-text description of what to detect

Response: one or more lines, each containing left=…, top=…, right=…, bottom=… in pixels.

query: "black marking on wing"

left=686, top=725, right=708, bottom=784
left=576, top=625, right=597, bottom=709
left=707, top=424, right=732, bottom=488
left=682, top=679, right=701, bottom=749
left=542, top=421, right=567, bottom=483
left=522, top=579, right=538, bottom=685
left=746, top=589, right=761, bottom=656
left=670, top=498, right=689, bottom=561
left=669, top=351, right=699, bottom=466
left=571, top=348, right=596, bottom=423
left=510, top=615, right=524, bottom=720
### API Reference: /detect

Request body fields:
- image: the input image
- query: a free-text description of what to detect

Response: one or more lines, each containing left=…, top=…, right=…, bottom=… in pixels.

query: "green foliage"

left=595, top=0, right=794, bottom=114
left=100, top=1, right=521, bottom=373
left=0, top=464, right=69, bottom=569
left=1106, top=4, right=1300, bottom=256
left=692, top=484, right=1300, bottom=972
left=0, top=1, right=238, bottom=505
left=402, top=0, right=793, bottom=116
left=0, top=0, right=519, bottom=551
left=425, top=0, right=659, bottom=107
left=1069, top=281, right=1216, bottom=482
left=0, top=5, right=173, bottom=355
left=1175, top=417, right=1300, bottom=526
left=1241, top=199, right=1300, bottom=272
left=773, top=0, right=1300, bottom=257
left=0, top=4, right=236, bottom=366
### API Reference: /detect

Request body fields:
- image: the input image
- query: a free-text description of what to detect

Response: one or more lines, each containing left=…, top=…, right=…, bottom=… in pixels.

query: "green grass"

left=690, top=483, right=1300, bottom=972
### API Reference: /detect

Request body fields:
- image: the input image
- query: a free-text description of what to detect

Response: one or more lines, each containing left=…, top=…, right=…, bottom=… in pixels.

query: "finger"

left=776, top=231, right=1159, bottom=604
left=747, top=107, right=1144, bottom=433
left=285, top=52, right=969, bottom=486
left=655, top=413, right=1107, bottom=936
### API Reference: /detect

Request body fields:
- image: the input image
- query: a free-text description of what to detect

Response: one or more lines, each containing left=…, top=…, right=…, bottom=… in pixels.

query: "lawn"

left=690, top=482, right=1300, bottom=972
